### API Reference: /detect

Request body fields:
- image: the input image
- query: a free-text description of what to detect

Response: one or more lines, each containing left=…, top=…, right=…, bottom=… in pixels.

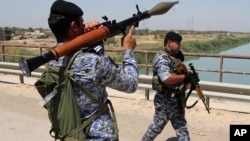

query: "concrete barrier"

left=1, top=62, right=250, bottom=103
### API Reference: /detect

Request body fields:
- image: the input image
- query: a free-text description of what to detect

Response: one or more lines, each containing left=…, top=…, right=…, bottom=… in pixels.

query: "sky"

left=1, top=0, right=250, bottom=33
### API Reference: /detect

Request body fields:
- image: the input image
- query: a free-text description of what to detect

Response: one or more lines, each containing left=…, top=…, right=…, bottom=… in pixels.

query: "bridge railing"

left=0, top=44, right=250, bottom=105
left=0, top=61, right=250, bottom=108
left=1, top=44, right=250, bottom=81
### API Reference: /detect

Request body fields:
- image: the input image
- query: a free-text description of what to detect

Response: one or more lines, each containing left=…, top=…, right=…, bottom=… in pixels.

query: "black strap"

left=185, top=88, right=198, bottom=109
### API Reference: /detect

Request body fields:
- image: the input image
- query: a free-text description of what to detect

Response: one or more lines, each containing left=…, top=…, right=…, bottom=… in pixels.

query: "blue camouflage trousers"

left=141, top=93, right=190, bottom=141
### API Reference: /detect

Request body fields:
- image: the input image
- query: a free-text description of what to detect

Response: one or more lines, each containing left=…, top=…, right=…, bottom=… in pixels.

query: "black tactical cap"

left=166, top=31, right=182, bottom=42
left=50, top=0, right=83, bottom=18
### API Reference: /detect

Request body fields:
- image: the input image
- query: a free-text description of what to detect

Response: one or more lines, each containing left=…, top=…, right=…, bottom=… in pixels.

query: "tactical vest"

left=152, top=48, right=183, bottom=93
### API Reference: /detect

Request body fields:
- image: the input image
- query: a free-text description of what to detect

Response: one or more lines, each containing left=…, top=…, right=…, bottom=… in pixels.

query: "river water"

left=184, top=43, right=250, bottom=85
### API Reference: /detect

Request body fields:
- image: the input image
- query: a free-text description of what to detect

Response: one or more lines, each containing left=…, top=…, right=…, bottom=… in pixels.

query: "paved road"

left=0, top=88, right=52, bottom=141
left=1, top=74, right=250, bottom=141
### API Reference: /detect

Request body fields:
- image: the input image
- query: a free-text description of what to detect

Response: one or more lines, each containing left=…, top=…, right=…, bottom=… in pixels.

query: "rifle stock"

left=19, top=1, right=179, bottom=77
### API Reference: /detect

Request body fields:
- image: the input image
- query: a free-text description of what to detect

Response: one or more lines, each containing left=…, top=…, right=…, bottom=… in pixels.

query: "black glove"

left=184, top=72, right=197, bottom=88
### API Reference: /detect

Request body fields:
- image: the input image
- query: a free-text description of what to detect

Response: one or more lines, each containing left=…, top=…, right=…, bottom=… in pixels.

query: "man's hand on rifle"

left=184, top=72, right=197, bottom=89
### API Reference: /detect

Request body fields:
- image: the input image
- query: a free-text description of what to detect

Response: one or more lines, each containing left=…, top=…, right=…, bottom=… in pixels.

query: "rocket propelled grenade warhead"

left=147, top=1, right=179, bottom=16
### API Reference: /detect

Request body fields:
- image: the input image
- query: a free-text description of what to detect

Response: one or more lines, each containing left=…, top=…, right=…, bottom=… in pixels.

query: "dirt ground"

left=0, top=73, right=250, bottom=141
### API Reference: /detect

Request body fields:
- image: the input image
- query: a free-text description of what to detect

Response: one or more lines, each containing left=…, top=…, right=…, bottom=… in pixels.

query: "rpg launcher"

left=186, top=63, right=211, bottom=114
left=19, top=1, right=179, bottom=77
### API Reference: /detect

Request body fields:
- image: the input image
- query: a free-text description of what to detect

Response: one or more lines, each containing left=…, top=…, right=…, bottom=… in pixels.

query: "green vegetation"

left=1, top=29, right=250, bottom=66
left=0, top=47, right=40, bottom=62
left=181, top=36, right=250, bottom=53
left=105, top=31, right=250, bottom=65
left=1, top=26, right=46, bottom=33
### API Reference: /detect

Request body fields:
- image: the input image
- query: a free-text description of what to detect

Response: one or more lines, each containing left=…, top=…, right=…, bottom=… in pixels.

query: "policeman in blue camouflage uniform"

left=141, top=31, right=195, bottom=141
left=48, top=0, right=138, bottom=140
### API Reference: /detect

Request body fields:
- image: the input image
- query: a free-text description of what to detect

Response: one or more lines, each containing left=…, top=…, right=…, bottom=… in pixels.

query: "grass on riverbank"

left=1, top=33, right=250, bottom=63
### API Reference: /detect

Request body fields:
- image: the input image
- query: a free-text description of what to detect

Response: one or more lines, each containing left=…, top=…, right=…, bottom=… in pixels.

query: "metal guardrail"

left=0, top=62, right=250, bottom=107
left=1, top=43, right=250, bottom=104
left=138, top=74, right=250, bottom=105
left=1, top=44, right=250, bottom=82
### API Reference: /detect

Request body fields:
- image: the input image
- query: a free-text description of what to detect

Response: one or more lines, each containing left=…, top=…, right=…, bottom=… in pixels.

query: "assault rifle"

left=19, top=1, right=179, bottom=77
left=186, top=63, right=211, bottom=114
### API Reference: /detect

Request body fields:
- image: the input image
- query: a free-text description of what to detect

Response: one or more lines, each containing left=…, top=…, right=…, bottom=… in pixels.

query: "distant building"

left=0, top=29, right=12, bottom=40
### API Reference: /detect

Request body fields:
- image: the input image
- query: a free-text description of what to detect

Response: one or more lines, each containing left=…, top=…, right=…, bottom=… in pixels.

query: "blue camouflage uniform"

left=49, top=44, right=138, bottom=141
left=141, top=50, right=190, bottom=141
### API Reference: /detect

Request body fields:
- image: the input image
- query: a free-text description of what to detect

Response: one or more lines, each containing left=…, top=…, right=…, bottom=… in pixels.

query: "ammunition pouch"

left=152, top=75, right=186, bottom=113
left=35, top=80, right=56, bottom=99
left=152, top=75, right=167, bottom=93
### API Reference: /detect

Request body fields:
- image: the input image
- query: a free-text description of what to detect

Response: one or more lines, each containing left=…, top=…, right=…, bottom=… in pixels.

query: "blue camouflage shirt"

left=49, top=44, right=138, bottom=140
